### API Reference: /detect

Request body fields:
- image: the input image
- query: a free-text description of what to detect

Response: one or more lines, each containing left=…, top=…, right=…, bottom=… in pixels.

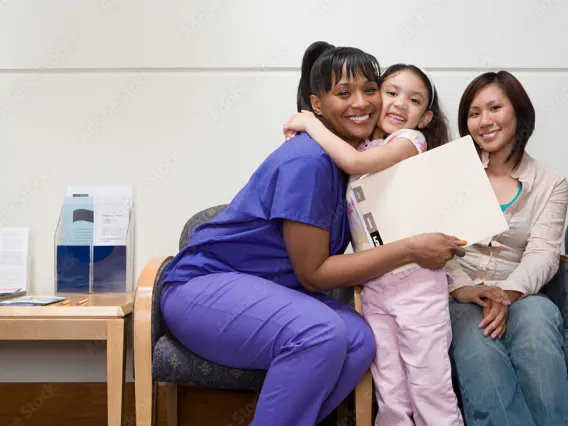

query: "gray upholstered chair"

left=134, top=205, right=568, bottom=426
left=133, top=205, right=372, bottom=426
left=540, top=226, right=568, bottom=363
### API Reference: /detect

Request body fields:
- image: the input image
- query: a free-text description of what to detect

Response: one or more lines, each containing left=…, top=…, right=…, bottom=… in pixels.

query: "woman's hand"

left=480, top=299, right=509, bottom=339
left=407, top=233, right=466, bottom=270
left=451, top=285, right=510, bottom=308
left=283, top=110, right=318, bottom=141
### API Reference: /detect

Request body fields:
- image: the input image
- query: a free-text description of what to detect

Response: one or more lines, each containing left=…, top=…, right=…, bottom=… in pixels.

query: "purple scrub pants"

left=161, top=272, right=376, bottom=425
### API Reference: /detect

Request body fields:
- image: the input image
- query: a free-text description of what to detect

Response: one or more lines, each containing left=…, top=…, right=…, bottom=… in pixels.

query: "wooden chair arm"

left=134, top=256, right=173, bottom=382
left=561, top=254, right=568, bottom=262
left=354, top=285, right=363, bottom=315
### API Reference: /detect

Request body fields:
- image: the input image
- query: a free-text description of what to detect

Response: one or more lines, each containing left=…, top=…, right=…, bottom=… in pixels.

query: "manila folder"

left=347, top=135, right=509, bottom=251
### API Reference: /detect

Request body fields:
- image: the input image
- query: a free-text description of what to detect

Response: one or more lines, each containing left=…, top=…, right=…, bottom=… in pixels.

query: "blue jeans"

left=449, top=294, right=568, bottom=426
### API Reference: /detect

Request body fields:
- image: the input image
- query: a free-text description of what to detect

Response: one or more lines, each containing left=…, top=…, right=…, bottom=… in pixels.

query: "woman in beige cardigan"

left=449, top=70, right=568, bottom=426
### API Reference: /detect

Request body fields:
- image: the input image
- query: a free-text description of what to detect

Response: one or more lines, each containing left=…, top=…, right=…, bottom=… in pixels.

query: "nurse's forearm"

left=284, top=220, right=464, bottom=292
left=310, top=240, right=414, bottom=291
left=283, top=219, right=416, bottom=292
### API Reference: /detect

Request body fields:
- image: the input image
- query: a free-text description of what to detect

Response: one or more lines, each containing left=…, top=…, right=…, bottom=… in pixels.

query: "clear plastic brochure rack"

left=54, top=198, right=134, bottom=294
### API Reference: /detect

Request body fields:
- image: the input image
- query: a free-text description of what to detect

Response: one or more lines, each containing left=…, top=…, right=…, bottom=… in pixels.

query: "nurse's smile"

left=312, top=72, right=382, bottom=147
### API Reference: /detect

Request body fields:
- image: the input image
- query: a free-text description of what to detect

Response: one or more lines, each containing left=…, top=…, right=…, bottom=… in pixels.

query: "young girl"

left=283, top=64, right=507, bottom=425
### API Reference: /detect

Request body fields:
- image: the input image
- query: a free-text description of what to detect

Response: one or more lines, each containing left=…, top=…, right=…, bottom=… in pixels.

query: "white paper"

left=94, top=198, right=131, bottom=245
left=0, top=288, right=22, bottom=295
left=348, top=135, right=509, bottom=250
left=66, top=186, right=133, bottom=246
left=0, top=227, right=29, bottom=291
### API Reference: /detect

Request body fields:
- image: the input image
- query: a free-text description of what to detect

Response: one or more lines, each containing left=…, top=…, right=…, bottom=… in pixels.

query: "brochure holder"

left=54, top=200, right=134, bottom=294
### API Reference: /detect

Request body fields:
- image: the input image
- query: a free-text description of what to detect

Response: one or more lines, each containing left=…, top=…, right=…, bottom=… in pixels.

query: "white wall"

left=1, top=0, right=567, bottom=381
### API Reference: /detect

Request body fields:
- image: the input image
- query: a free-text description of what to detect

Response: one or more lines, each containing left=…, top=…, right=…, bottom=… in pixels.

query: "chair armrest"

left=354, top=285, right=363, bottom=315
left=134, top=256, right=173, bottom=381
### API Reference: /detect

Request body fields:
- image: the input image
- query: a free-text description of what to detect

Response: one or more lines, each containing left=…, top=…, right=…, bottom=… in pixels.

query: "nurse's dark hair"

left=296, top=41, right=381, bottom=112
left=458, top=70, right=535, bottom=170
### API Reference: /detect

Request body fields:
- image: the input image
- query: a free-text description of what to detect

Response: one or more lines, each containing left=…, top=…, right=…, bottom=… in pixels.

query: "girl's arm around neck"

left=306, top=119, right=420, bottom=175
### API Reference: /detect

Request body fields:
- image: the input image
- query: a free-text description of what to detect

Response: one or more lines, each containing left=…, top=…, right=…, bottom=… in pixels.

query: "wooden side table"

left=0, top=293, right=134, bottom=426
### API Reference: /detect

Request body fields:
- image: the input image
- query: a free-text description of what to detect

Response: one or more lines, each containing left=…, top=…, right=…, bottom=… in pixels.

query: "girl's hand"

left=284, top=129, right=297, bottom=141
left=283, top=110, right=318, bottom=140
left=450, top=285, right=510, bottom=308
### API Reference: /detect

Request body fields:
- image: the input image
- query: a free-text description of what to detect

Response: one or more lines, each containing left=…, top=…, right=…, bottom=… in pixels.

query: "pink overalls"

left=350, top=129, right=463, bottom=426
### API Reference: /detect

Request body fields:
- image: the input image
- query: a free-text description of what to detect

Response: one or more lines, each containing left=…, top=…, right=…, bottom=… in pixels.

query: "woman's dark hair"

left=380, top=64, right=451, bottom=149
left=297, top=41, right=335, bottom=111
left=458, top=71, right=535, bottom=170
left=296, top=41, right=381, bottom=113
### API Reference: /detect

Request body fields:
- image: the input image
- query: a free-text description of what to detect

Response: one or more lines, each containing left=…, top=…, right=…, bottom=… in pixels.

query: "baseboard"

left=0, top=382, right=351, bottom=425
left=0, top=383, right=258, bottom=426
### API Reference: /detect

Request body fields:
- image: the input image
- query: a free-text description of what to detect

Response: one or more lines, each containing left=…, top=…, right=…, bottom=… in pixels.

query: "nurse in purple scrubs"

left=160, top=41, right=466, bottom=426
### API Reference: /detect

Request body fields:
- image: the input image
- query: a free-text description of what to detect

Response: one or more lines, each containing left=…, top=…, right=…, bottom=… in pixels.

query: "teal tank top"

left=501, top=183, right=523, bottom=212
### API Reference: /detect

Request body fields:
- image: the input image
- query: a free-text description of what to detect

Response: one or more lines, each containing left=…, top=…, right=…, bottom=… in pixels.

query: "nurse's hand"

left=407, top=233, right=466, bottom=270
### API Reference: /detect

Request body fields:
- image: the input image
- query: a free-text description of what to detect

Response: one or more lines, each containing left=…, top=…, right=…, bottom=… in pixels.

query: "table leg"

left=107, top=318, right=126, bottom=426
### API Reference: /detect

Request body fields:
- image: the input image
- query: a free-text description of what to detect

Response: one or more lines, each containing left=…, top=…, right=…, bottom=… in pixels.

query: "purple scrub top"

left=162, top=133, right=351, bottom=290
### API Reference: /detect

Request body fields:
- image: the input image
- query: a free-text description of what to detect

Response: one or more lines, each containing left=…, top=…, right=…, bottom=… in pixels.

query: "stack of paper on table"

left=0, top=295, right=66, bottom=306
left=347, top=135, right=509, bottom=253
left=0, top=288, right=26, bottom=301
left=0, top=228, right=29, bottom=297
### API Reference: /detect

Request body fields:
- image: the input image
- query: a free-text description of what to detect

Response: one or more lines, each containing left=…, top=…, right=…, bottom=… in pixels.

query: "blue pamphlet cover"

left=56, top=245, right=90, bottom=293
left=0, top=295, right=66, bottom=306
left=61, top=196, right=94, bottom=246
left=93, top=245, right=127, bottom=293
